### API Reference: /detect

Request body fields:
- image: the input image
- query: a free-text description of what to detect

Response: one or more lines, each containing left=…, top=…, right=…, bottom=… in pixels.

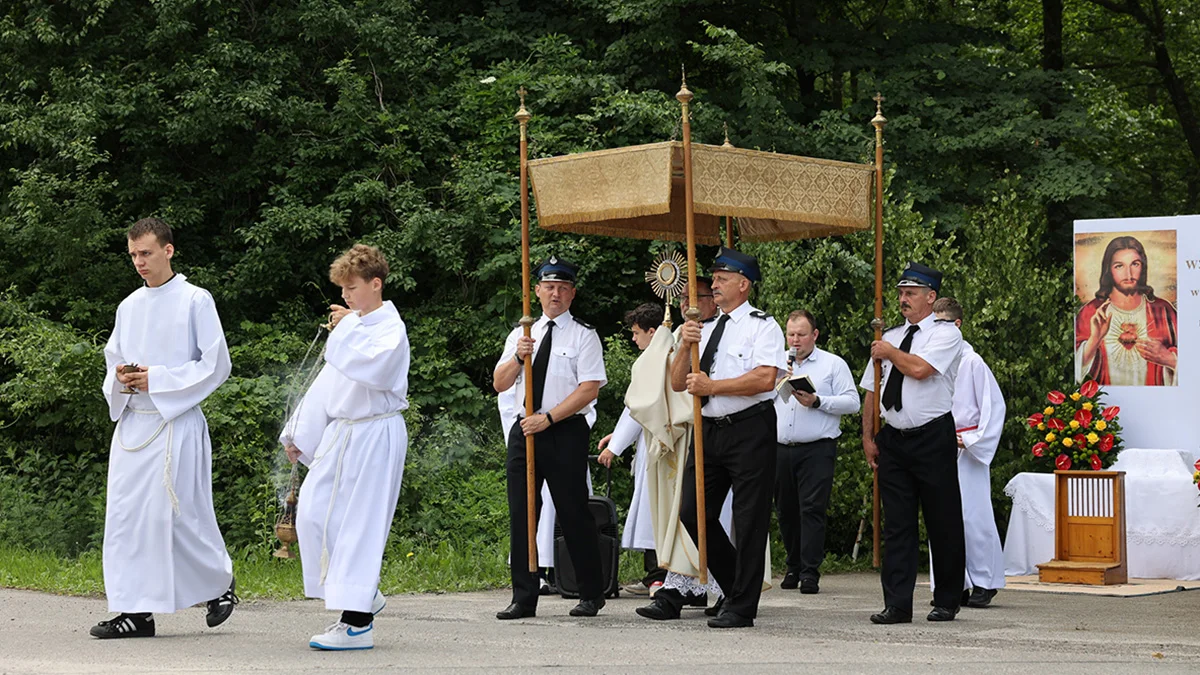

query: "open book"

left=776, top=373, right=815, bottom=400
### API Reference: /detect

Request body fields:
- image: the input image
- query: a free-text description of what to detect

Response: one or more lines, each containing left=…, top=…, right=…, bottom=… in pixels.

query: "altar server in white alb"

left=933, top=297, right=1006, bottom=608
left=282, top=244, right=410, bottom=651
left=93, top=217, right=237, bottom=639
left=597, top=303, right=667, bottom=595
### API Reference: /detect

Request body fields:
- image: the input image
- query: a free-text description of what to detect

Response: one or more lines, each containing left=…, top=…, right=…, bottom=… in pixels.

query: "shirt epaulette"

left=573, top=316, right=595, bottom=330
left=883, top=322, right=906, bottom=334
left=934, top=319, right=955, bottom=324
left=749, top=310, right=772, bottom=320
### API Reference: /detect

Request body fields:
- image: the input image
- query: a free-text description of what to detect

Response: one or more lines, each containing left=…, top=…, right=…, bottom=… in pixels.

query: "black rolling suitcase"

left=554, top=458, right=621, bottom=599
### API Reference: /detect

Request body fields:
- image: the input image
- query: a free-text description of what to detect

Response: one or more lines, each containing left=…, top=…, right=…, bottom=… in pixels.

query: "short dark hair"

left=128, top=217, right=173, bottom=247
left=786, top=309, right=817, bottom=332
left=932, top=297, right=963, bottom=321
left=624, top=303, right=664, bottom=331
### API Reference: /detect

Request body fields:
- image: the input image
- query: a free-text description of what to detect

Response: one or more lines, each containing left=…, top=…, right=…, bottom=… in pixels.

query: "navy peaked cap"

left=708, top=247, right=761, bottom=283
left=534, top=255, right=578, bottom=283
left=896, top=261, right=942, bottom=292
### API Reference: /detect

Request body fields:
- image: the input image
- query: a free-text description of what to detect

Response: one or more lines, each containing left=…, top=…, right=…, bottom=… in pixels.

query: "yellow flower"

left=1063, top=437, right=1074, bottom=447
left=1069, top=420, right=1080, bottom=430
left=1044, top=407, right=1055, bottom=415
left=407, top=551, right=414, bottom=558
left=1095, top=420, right=1107, bottom=431
left=1037, top=423, right=1046, bottom=431
left=1070, top=392, right=1081, bottom=401
left=1087, top=432, right=1099, bottom=444
left=1082, top=402, right=1094, bottom=411
left=1045, top=433, right=1057, bottom=442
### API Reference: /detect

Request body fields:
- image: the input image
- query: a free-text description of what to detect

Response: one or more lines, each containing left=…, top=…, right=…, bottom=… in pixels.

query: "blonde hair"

left=330, top=244, right=389, bottom=284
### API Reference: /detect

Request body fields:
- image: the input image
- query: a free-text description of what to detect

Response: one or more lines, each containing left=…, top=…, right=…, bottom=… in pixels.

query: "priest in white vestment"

left=92, top=218, right=236, bottom=640
left=282, top=244, right=410, bottom=651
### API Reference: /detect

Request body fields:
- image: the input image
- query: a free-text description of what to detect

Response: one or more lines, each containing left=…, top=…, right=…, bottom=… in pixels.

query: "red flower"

left=1056, top=454, right=1072, bottom=470
left=1074, top=434, right=1087, bottom=447
left=1080, top=380, right=1099, bottom=398
left=1046, top=418, right=1066, bottom=432
left=1032, top=442, right=1048, bottom=457
left=1099, top=434, right=1114, bottom=452
left=1102, top=406, right=1120, bottom=421
left=1090, top=454, right=1102, bottom=470
left=1027, top=413, right=1044, bottom=428
left=1074, top=409, right=1093, bottom=427
left=1048, top=391, right=1066, bottom=405
left=1194, top=458, right=1200, bottom=472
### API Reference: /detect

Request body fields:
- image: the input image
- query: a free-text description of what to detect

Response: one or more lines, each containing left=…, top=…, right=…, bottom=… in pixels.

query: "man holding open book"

left=773, top=310, right=860, bottom=594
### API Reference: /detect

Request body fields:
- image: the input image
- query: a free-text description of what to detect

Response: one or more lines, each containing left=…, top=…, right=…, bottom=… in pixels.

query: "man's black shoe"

left=90, top=613, right=155, bottom=639
left=869, top=606, right=913, bottom=624
left=780, top=571, right=799, bottom=589
left=927, top=606, right=959, bottom=622
left=635, top=597, right=681, bottom=620
left=496, top=603, right=537, bottom=620
left=707, top=610, right=754, bottom=628
left=206, top=577, right=239, bottom=628
left=704, top=596, right=725, bottom=617
left=799, top=578, right=819, bottom=594
left=569, top=597, right=605, bottom=617
left=966, top=587, right=998, bottom=608
left=685, top=592, right=707, bottom=607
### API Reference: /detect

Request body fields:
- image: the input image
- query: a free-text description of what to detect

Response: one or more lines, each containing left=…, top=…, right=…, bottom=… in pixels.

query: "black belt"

left=703, top=400, right=773, bottom=428
left=517, top=413, right=584, bottom=425
left=886, top=412, right=953, bottom=437
left=780, top=437, right=837, bottom=447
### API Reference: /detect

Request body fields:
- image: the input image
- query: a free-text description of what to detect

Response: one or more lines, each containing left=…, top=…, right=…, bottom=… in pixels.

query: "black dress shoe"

left=708, top=610, right=754, bottom=628
left=869, top=606, right=913, bottom=624
left=569, top=597, right=605, bottom=617
left=704, top=596, right=725, bottom=617
left=685, top=592, right=708, bottom=607
left=927, top=606, right=959, bottom=622
left=966, top=587, right=997, bottom=608
left=780, top=571, right=800, bottom=589
left=635, top=597, right=680, bottom=620
left=799, top=578, right=819, bottom=594
left=496, top=603, right=537, bottom=620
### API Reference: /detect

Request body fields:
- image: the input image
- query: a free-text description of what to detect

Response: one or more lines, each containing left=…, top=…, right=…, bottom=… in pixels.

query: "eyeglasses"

left=694, top=294, right=714, bottom=298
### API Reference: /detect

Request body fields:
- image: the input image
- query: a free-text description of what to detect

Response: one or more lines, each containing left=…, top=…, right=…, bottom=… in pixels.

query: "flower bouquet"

left=1026, top=379, right=1123, bottom=471
left=1193, top=460, right=1200, bottom=505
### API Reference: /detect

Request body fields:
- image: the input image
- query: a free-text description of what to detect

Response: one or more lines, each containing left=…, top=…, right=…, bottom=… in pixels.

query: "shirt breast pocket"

left=720, top=342, right=753, bottom=377
left=550, top=345, right=579, bottom=377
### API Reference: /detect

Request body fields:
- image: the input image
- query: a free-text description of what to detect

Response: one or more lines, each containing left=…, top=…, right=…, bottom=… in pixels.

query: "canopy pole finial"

left=872, top=92, right=887, bottom=129
left=722, top=122, right=733, bottom=148
left=676, top=67, right=693, bottom=104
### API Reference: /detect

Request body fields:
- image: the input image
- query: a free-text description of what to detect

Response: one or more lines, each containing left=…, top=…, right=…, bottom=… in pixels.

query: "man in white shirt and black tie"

left=860, top=262, right=965, bottom=624
left=493, top=256, right=608, bottom=620
left=774, top=310, right=860, bottom=594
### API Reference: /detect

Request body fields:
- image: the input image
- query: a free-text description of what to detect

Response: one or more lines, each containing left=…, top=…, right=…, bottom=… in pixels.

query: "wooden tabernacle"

left=1036, top=470, right=1128, bottom=585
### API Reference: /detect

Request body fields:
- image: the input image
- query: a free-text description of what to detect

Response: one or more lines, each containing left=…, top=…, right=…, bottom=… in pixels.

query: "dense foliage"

left=1, top=1, right=1195, bottom=567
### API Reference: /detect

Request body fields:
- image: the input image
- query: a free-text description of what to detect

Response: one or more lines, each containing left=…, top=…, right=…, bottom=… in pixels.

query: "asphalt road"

left=3, top=573, right=1198, bottom=674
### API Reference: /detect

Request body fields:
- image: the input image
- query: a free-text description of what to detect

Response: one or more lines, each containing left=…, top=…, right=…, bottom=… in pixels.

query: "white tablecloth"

left=1003, top=448, right=1200, bottom=581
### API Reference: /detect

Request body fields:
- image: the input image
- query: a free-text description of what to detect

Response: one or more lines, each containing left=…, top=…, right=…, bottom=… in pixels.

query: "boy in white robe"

left=598, top=303, right=665, bottom=594
left=282, top=244, right=410, bottom=651
left=92, top=217, right=236, bottom=639
left=932, top=298, right=1006, bottom=608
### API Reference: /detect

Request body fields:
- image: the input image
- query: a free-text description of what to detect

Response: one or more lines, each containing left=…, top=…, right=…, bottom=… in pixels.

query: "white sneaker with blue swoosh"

left=371, top=589, right=387, bottom=615
left=309, top=621, right=374, bottom=650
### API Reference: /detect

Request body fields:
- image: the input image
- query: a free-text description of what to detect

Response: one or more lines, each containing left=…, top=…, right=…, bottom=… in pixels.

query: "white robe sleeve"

left=102, top=307, right=130, bottom=422
left=146, top=290, right=232, bottom=422
left=607, top=407, right=641, bottom=457
left=280, top=364, right=335, bottom=465
left=324, top=312, right=409, bottom=393
left=960, top=358, right=1005, bottom=466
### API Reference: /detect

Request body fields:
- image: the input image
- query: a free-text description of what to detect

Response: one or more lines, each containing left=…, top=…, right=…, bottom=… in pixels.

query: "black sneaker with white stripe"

left=90, top=613, right=155, bottom=639
left=206, top=577, right=239, bottom=628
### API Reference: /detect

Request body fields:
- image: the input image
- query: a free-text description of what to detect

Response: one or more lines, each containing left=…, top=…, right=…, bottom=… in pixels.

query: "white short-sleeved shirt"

left=699, top=301, right=787, bottom=417
left=859, top=312, right=963, bottom=430
left=497, top=309, right=607, bottom=419
left=775, top=346, right=861, bottom=444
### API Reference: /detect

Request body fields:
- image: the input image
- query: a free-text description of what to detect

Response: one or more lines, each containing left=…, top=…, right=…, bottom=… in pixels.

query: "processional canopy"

left=528, top=141, right=875, bottom=243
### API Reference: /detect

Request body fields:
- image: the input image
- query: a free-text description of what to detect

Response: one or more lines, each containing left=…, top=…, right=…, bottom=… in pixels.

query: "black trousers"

left=660, top=404, right=777, bottom=619
left=506, top=415, right=602, bottom=608
left=774, top=438, right=837, bottom=582
left=876, top=413, right=965, bottom=612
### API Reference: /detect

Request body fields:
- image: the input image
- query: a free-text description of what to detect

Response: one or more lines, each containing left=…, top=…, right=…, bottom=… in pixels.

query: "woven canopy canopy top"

left=528, top=141, right=875, bottom=244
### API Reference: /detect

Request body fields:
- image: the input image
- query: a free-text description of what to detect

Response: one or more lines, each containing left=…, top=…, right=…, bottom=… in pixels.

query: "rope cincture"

left=314, top=409, right=404, bottom=585
left=116, top=408, right=180, bottom=517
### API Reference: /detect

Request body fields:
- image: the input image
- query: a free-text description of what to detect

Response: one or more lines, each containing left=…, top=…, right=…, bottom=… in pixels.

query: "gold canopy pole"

left=870, top=93, right=887, bottom=569
left=516, top=88, right=538, bottom=573
left=678, top=71, right=708, bottom=585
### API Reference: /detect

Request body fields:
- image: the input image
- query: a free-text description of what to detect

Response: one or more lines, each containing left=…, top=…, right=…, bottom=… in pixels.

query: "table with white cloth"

left=1003, top=448, right=1200, bottom=581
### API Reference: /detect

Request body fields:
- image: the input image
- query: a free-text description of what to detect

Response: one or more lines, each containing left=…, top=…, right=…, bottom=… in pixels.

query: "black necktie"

left=531, top=320, right=555, bottom=412
left=697, top=314, right=730, bottom=407
left=881, top=324, right=919, bottom=412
